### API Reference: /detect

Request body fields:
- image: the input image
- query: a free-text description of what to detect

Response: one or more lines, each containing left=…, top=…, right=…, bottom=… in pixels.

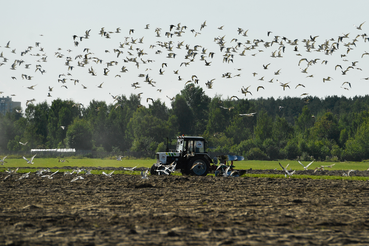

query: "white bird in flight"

left=124, top=166, right=137, bottom=171
left=279, top=162, right=295, bottom=177
left=0, top=156, right=7, bottom=165
left=41, top=170, right=59, bottom=179
left=71, top=176, right=85, bottom=182
left=298, top=160, right=314, bottom=170
left=102, top=171, right=114, bottom=177
left=141, top=169, right=149, bottom=179
left=18, top=172, right=31, bottom=180
left=23, top=154, right=37, bottom=164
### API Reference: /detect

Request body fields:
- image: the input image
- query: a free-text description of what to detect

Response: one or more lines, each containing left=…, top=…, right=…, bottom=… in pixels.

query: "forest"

left=1, top=85, right=369, bottom=161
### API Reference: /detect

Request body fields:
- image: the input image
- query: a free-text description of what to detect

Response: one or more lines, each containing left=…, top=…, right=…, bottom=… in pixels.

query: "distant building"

left=0, top=96, right=21, bottom=115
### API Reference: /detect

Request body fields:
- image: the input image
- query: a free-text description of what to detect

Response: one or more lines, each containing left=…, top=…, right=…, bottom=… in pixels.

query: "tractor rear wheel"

left=189, top=158, right=209, bottom=176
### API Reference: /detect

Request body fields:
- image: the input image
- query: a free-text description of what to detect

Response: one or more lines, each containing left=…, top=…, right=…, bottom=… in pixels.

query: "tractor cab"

left=152, top=136, right=213, bottom=176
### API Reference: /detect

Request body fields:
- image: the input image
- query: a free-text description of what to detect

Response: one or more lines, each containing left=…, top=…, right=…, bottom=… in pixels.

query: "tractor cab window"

left=195, top=140, right=204, bottom=153
left=188, top=140, right=195, bottom=153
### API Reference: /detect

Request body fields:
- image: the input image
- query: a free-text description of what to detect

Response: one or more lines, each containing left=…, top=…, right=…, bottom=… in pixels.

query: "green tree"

left=254, top=110, right=273, bottom=142
left=272, top=115, right=294, bottom=148
left=171, top=95, right=194, bottom=135
left=180, top=85, right=210, bottom=135
left=47, top=99, right=80, bottom=147
left=311, top=112, right=339, bottom=143
left=24, top=102, right=50, bottom=148
left=66, top=118, right=93, bottom=149
left=295, top=106, right=314, bottom=136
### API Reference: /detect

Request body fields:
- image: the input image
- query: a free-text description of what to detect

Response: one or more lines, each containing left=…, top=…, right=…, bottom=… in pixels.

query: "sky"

left=1, top=0, right=369, bottom=111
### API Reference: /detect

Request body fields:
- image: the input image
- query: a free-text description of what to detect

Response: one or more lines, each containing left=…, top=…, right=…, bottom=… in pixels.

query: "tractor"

left=150, top=135, right=214, bottom=176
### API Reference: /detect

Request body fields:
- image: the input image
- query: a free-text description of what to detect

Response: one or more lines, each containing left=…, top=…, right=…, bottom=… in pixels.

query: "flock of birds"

left=1, top=153, right=366, bottom=181
left=1, top=20, right=369, bottom=112
left=0, top=155, right=175, bottom=181
left=278, top=161, right=360, bottom=178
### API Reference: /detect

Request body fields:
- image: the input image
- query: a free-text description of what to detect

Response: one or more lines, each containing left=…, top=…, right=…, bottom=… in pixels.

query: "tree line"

left=1, top=85, right=369, bottom=161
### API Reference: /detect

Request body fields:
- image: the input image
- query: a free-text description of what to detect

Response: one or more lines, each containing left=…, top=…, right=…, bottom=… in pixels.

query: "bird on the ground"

left=342, top=169, right=356, bottom=177
left=116, top=155, right=124, bottom=161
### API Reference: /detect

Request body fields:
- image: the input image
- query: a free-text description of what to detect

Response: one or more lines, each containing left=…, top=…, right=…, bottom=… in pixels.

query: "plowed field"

left=1, top=169, right=369, bottom=245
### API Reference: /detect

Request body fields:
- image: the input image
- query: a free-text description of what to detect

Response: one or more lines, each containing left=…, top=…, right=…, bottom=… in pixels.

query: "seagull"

left=102, top=171, right=114, bottom=177
left=71, top=176, right=84, bottom=182
left=298, top=160, right=314, bottom=170
left=342, top=169, right=356, bottom=177
left=355, top=21, right=365, bottom=30
left=36, top=168, right=48, bottom=176
left=223, top=166, right=231, bottom=177
left=18, top=172, right=31, bottom=180
left=279, top=162, right=295, bottom=177
left=141, top=169, right=149, bottom=179
left=220, top=106, right=234, bottom=111
left=19, top=141, right=28, bottom=146
left=322, top=164, right=335, bottom=168
left=23, top=154, right=37, bottom=164
left=4, top=168, right=19, bottom=180
left=116, top=155, right=124, bottom=161
left=64, top=171, right=72, bottom=176
left=71, top=168, right=84, bottom=175
left=41, top=170, right=59, bottom=179
left=124, top=166, right=137, bottom=171
left=239, top=112, right=257, bottom=117
left=216, top=163, right=228, bottom=171
left=0, top=156, right=7, bottom=165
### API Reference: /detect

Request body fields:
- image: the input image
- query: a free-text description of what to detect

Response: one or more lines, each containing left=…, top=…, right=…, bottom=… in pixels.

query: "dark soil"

left=1, top=170, right=369, bottom=245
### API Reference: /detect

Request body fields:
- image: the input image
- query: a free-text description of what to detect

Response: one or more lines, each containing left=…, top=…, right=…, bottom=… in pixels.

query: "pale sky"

left=1, top=0, right=369, bottom=110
